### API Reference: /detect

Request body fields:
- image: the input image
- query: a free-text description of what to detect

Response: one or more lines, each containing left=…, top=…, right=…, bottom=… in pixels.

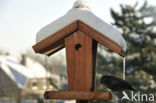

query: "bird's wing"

left=109, top=77, right=124, bottom=85
left=120, top=81, right=137, bottom=91
left=109, top=77, right=137, bottom=91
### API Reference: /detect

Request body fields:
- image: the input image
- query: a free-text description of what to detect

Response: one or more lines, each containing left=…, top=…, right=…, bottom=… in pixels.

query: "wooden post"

left=65, top=31, right=97, bottom=103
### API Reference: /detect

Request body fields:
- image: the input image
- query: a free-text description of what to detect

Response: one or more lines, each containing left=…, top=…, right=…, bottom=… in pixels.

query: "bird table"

left=32, top=20, right=126, bottom=103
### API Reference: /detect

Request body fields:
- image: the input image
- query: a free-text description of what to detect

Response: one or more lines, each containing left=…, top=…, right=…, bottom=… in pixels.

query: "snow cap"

left=73, top=0, right=91, bottom=10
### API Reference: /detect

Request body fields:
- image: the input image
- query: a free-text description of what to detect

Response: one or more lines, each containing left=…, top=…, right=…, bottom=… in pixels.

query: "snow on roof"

left=0, top=56, right=30, bottom=88
left=36, top=0, right=127, bottom=52
left=73, top=0, right=91, bottom=10
left=0, top=55, right=60, bottom=89
left=25, top=57, right=52, bottom=78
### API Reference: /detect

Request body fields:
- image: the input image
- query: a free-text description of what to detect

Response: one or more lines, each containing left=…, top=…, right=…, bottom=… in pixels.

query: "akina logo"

left=121, top=91, right=156, bottom=102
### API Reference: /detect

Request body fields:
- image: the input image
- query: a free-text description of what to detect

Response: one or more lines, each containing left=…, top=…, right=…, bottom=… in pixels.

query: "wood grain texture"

left=33, top=21, right=78, bottom=55
left=78, top=20, right=123, bottom=54
left=65, top=31, right=92, bottom=91
left=44, top=91, right=113, bottom=100
left=65, top=31, right=99, bottom=103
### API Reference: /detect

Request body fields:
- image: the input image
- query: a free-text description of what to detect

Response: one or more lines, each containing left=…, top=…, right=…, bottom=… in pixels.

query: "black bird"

left=100, top=75, right=137, bottom=92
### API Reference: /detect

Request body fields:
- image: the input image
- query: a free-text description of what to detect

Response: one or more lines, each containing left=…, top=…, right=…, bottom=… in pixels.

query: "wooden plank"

left=65, top=31, right=94, bottom=103
left=41, top=40, right=64, bottom=56
left=44, top=91, right=113, bottom=100
left=78, top=20, right=123, bottom=54
left=91, top=40, right=98, bottom=91
left=32, top=21, right=78, bottom=54
left=65, top=31, right=93, bottom=91
left=119, top=50, right=127, bottom=57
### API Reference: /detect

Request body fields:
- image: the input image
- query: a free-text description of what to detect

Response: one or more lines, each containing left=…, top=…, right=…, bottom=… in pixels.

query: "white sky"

left=0, top=0, right=156, bottom=55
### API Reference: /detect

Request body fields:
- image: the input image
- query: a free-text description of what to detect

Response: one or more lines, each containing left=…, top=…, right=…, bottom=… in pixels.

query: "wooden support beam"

left=44, top=91, right=113, bottom=100
left=65, top=31, right=97, bottom=103
left=65, top=31, right=93, bottom=91
left=91, top=40, right=98, bottom=91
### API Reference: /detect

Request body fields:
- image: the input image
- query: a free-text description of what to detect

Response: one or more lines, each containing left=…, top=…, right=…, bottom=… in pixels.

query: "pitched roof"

left=36, top=8, right=126, bottom=52
left=0, top=55, right=60, bottom=89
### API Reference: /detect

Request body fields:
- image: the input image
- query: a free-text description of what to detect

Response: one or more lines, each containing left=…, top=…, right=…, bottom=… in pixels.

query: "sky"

left=0, top=0, right=156, bottom=55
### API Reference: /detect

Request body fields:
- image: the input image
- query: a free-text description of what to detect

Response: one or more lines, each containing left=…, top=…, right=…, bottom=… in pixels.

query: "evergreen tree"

left=93, top=1, right=156, bottom=103
left=139, top=1, right=156, bottom=23
left=110, top=2, right=156, bottom=82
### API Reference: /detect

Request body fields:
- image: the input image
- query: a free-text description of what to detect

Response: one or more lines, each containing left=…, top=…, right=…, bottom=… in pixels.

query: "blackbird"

left=100, top=75, right=137, bottom=92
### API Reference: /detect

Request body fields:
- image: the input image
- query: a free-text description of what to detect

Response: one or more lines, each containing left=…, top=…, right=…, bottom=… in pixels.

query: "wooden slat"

left=65, top=31, right=92, bottom=91
left=119, top=50, right=127, bottom=57
left=32, top=21, right=78, bottom=54
left=78, top=20, right=123, bottom=54
left=91, top=40, right=98, bottom=91
left=44, top=91, right=113, bottom=100
left=41, top=40, right=64, bottom=56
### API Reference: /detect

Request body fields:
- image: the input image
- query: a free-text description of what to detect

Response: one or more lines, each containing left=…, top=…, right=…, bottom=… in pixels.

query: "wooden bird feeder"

left=32, top=0, right=127, bottom=101
left=32, top=20, right=126, bottom=103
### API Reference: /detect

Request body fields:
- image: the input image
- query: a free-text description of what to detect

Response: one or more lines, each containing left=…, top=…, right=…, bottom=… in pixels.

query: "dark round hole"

left=75, top=44, right=82, bottom=51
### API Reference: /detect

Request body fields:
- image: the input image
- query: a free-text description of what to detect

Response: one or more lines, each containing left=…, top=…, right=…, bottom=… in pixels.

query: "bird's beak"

left=100, top=84, right=104, bottom=88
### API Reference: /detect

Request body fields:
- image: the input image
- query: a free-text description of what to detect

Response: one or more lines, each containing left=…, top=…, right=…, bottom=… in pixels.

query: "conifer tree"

left=96, top=1, right=156, bottom=93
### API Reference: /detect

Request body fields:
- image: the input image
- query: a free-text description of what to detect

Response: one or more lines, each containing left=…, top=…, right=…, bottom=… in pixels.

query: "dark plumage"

left=100, top=75, right=137, bottom=92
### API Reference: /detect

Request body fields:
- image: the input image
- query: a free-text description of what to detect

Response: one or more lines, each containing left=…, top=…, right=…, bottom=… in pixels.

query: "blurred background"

left=0, top=0, right=156, bottom=103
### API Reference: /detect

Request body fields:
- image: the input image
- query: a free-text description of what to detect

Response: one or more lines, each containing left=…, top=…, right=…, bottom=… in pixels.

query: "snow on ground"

left=36, top=0, right=127, bottom=52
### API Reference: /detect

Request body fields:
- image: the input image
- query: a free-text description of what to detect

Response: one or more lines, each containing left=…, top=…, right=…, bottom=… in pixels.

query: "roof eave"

left=32, top=20, right=126, bottom=57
